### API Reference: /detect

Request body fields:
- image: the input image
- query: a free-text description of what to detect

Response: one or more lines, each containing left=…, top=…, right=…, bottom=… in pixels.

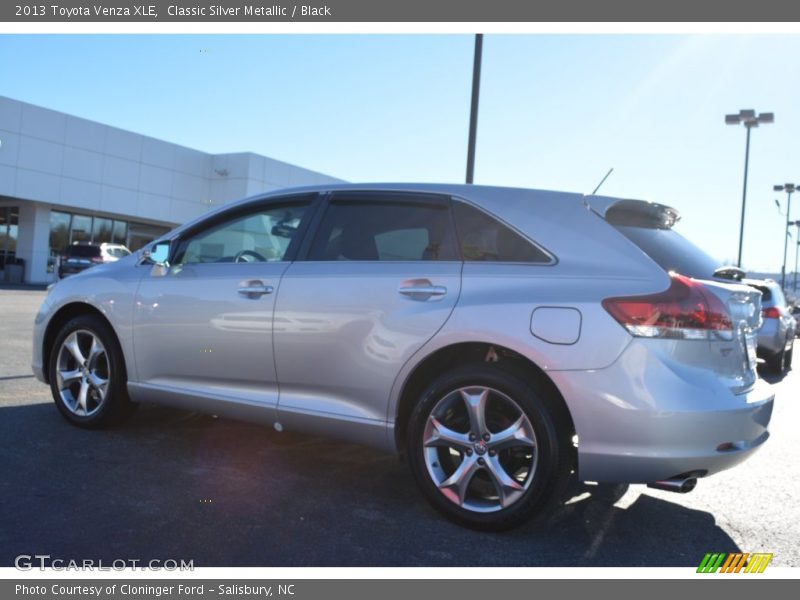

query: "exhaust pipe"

left=647, top=476, right=698, bottom=494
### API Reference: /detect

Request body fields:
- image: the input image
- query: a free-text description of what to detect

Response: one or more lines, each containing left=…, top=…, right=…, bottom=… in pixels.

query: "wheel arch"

left=394, top=342, right=576, bottom=456
left=42, top=302, right=123, bottom=384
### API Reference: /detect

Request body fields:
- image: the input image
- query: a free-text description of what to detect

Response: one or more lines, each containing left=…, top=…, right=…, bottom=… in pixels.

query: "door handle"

left=238, top=281, right=274, bottom=298
left=398, top=282, right=447, bottom=300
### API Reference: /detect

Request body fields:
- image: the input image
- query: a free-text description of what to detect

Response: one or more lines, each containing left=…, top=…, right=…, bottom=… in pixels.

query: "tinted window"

left=750, top=283, right=787, bottom=307
left=614, top=225, right=720, bottom=279
left=748, top=284, right=772, bottom=303
left=308, top=199, right=458, bottom=261
left=770, top=285, right=787, bottom=307
left=174, top=202, right=310, bottom=265
left=66, top=245, right=101, bottom=258
left=452, top=201, right=551, bottom=263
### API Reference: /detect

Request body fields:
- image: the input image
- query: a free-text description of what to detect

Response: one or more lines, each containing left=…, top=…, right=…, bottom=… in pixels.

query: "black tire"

left=766, top=349, right=785, bottom=374
left=406, top=362, right=573, bottom=531
left=785, top=342, right=794, bottom=372
left=48, top=314, right=136, bottom=428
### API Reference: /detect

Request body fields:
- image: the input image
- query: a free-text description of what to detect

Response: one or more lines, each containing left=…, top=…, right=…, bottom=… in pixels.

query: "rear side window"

left=308, top=198, right=458, bottom=261
left=66, top=245, right=101, bottom=258
left=452, top=201, right=551, bottom=263
left=613, top=225, right=720, bottom=279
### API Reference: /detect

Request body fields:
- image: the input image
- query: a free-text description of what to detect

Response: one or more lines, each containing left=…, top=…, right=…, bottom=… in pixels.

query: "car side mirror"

left=145, top=241, right=171, bottom=267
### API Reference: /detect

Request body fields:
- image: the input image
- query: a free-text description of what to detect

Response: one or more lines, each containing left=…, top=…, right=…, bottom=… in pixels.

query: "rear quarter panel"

left=387, top=188, right=670, bottom=424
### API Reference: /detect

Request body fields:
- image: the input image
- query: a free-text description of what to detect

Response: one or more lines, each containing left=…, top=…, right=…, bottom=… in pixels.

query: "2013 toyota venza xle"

left=33, top=184, right=774, bottom=529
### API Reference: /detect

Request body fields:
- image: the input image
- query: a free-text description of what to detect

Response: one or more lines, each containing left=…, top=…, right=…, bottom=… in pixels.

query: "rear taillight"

left=602, top=274, right=733, bottom=340
left=762, top=306, right=781, bottom=319
left=91, top=256, right=103, bottom=263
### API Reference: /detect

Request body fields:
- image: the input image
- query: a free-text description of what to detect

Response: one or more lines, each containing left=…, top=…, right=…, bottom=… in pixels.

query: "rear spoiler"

left=584, top=196, right=680, bottom=229
left=712, top=266, right=746, bottom=281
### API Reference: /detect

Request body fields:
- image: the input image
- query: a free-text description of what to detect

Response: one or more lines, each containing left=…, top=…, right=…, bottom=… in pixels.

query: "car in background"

left=792, top=305, right=800, bottom=338
left=33, top=184, right=773, bottom=530
left=743, top=279, right=796, bottom=373
left=58, top=243, right=131, bottom=279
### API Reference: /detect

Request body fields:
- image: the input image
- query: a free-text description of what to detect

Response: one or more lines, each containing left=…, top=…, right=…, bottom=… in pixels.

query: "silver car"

left=32, top=184, right=774, bottom=530
left=743, top=279, right=796, bottom=373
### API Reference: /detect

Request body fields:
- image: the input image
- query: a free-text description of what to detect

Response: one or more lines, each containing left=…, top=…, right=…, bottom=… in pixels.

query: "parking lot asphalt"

left=1, top=289, right=798, bottom=567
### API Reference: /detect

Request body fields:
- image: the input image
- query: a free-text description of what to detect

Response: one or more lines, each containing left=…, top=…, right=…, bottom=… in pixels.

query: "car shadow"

left=757, top=346, right=796, bottom=383
left=0, top=402, right=739, bottom=567
left=757, top=364, right=791, bottom=384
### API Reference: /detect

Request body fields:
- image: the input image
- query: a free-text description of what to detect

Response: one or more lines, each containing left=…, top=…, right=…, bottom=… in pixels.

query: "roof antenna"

left=590, top=167, right=614, bottom=195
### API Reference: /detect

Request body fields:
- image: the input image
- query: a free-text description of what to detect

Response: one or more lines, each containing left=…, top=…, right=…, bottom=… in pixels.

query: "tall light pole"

left=465, top=34, right=483, bottom=184
left=726, top=109, right=774, bottom=268
left=792, top=220, right=800, bottom=292
left=775, top=183, right=797, bottom=290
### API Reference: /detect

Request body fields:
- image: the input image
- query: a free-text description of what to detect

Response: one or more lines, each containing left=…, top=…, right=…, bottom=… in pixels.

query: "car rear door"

left=131, top=194, right=318, bottom=411
left=273, top=192, right=462, bottom=438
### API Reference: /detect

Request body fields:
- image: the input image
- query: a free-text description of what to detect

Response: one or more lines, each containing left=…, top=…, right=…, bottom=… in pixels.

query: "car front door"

left=132, top=195, right=317, bottom=413
left=273, top=192, right=463, bottom=442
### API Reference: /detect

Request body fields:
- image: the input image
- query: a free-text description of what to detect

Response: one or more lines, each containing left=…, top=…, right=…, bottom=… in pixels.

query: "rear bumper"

left=550, top=341, right=775, bottom=483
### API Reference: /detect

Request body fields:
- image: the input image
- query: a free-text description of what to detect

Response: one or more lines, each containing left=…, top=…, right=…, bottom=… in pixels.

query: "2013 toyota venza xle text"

left=32, top=184, right=774, bottom=529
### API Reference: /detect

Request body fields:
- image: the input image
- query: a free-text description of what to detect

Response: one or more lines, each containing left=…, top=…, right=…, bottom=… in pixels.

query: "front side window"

left=174, top=202, right=310, bottom=265
left=453, top=201, right=552, bottom=263
left=308, top=197, right=458, bottom=261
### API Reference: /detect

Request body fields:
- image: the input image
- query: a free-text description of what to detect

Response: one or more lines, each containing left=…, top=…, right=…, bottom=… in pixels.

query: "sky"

left=1, top=34, right=799, bottom=272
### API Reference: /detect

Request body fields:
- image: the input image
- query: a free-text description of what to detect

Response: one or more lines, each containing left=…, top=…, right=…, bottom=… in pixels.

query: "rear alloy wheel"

left=407, top=364, right=571, bottom=530
left=49, top=315, right=136, bottom=428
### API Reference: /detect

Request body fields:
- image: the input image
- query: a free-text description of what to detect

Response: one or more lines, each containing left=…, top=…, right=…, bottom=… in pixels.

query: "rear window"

left=65, top=245, right=101, bottom=258
left=748, top=285, right=773, bottom=303
left=756, top=284, right=786, bottom=307
left=613, top=225, right=720, bottom=279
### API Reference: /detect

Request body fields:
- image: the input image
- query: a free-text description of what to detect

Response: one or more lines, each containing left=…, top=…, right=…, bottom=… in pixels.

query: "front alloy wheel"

left=49, top=314, right=136, bottom=428
left=55, top=329, right=110, bottom=417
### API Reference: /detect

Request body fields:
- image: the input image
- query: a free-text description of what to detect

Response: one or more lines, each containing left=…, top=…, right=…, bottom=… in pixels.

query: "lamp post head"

left=758, top=112, right=775, bottom=124
left=726, top=109, right=774, bottom=128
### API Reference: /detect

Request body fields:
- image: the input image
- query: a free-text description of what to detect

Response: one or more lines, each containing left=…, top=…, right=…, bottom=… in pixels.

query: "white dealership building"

left=0, top=95, right=343, bottom=284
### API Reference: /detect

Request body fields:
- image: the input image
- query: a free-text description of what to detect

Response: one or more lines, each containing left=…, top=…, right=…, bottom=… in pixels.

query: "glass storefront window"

left=92, top=217, right=113, bottom=244
left=9, top=208, right=19, bottom=255
left=49, top=211, right=72, bottom=255
left=47, top=209, right=166, bottom=258
left=112, top=220, right=128, bottom=245
left=0, top=206, right=19, bottom=267
left=70, top=214, right=92, bottom=244
left=6, top=223, right=17, bottom=254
